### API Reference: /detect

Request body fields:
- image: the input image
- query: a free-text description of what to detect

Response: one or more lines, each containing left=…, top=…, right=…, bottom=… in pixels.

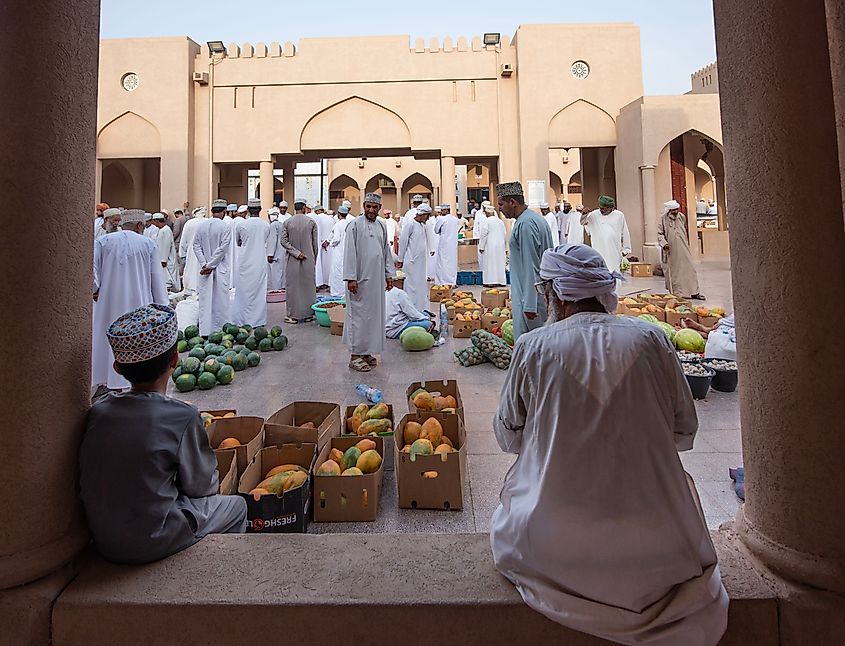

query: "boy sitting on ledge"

left=80, top=303, right=246, bottom=564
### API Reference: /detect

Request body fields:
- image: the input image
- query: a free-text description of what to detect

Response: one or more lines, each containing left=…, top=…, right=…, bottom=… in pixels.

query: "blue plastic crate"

left=457, top=271, right=473, bottom=285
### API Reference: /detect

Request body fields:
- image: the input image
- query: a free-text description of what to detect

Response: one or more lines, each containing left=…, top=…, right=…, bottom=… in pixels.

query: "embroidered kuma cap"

left=107, top=304, right=178, bottom=364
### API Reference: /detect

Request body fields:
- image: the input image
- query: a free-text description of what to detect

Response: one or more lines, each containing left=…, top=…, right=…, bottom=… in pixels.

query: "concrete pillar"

left=440, top=156, right=456, bottom=214
left=259, top=160, right=274, bottom=220
left=639, top=164, right=661, bottom=265
left=714, top=0, right=845, bottom=592
left=715, top=175, right=728, bottom=231
left=0, top=0, right=98, bottom=589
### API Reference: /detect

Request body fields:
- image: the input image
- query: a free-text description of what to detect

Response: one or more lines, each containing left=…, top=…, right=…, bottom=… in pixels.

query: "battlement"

left=691, top=62, right=719, bottom=94
left=410, top=34, right=511, bottom=53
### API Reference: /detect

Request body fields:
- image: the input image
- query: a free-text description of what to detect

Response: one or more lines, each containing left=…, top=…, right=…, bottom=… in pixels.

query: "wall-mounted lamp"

left=483, top=33, right=501, bottom=46
left=207, top=40, right=227, bottom=55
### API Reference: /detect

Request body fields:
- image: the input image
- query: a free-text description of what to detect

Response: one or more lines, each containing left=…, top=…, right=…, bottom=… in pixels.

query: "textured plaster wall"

left=0, top=0, right=99, bottom=588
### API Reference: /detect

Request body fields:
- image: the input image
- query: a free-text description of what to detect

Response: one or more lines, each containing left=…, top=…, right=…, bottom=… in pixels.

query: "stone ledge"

left=52, top=530, right=778, bottom=646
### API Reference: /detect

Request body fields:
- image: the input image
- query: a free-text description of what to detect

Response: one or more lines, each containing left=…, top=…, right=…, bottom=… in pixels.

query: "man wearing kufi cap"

left=226, top=203, right=237, bottom=214
left=343, top=192, right=395, bottom=371
left=397, top=201, right=432, bottom=314
left=309, top=202, right=335, bottom=289
left=280, top=197, right=318, bottom=322
left=151, top=213, right=181, bottom=292
left=94, top=202, right=110, bottom=238
left=91, top=209, right=169, bottom=393
left=193, top=200, right=233, bottom=336
left=497, top=181, right=554, bottom=340
left=178, top=207, right=205, bottom=292
left=95, top=207, right=122, bottom=239
left=380, top=208, right=398, bottom=258
left=81, top=304, right=247, bottom=564
left=580, top=195, right=632, bottom=276
left=232, top=196, right=271, bottom=327
left=657, top=200, right=704, bottom=299
left=491, top=244, right=727, bottom=645
left=473, top=200, right=490, bottom=269
left=539, top=202, right=560, bottom=247
left=402, top=193, right=425, bottom=228
left=143, top=212, right=158, bottom=241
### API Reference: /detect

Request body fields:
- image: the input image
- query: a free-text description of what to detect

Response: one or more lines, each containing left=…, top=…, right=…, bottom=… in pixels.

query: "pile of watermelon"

left=172, top=323, right=288, bottom=393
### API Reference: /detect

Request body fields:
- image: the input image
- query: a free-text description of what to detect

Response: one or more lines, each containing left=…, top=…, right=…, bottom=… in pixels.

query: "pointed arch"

left=365, top=173, right=397, bottom=194
left=97, top=111, right=161, bottom=158
left=549, top=100, right=617, bottom=148
left=300, top=97, right=411, bottom=152
left=329, top=174, right=359, bottom=192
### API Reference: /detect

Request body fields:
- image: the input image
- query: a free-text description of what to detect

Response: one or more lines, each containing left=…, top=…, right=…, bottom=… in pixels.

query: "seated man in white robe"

left=384, top=285, right=437, bottom=340
left=491, top=244, right=728, bottom=646
left=80, top=304, right=246, bottom=565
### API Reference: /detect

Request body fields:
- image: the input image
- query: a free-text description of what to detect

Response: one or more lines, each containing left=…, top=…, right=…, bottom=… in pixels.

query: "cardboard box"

left=312, top=436, right=385, bottom=522
left=215, top=448, right=238, bottom=495
left=698, top=315, right=721, bottom=328
left=482, top=311, right=508, bottom=332
left=629, top=262, right=654, bottom=278
left=343, top=404, right=396, bottom=471
left=429, top=285, right=453, bottom=302
left=200, top=409, right=238, bottom=418
left=394, top=413, right=467, bottom=510
left=327, top=303, right=345, bottom=336
left=265, top=402, right=342, bottom=450
left=207, top=416, right=264, bottom=475
left=238, top=443, right=317, bottom=533
left=481, top=289, right=509, bottom=310
left=452, top=317, right=481, bottom=338
left=406, top=380, right=465, bottom=423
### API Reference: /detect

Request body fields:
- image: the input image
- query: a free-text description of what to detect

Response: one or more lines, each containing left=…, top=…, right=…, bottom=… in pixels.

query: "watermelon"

left=221, top=350, right=238, bottom=366
left=223, top=323, right=239, bottom=336
left=177, top=329, right=185, bottom=341
left=501, top=320, right=514, bottom=346
left=253, top=327, right=269, bottom=341
left=188, top=347, right=206, bottom=361
left=171, top=365, right=184, bottom=383
left=197, top=372, right=217, bottom=390
left=177, top=339, right=188, bottom=353
left=674, top=328, right=706, bottom=353
left=184, top=325, right=200, bottom=340
left=203, top=358, right=221, bottom=375
left=272, top=335, right=288, bottom=351
left=175, top=373, right=197, bottom=392
left=203, top=343, right=216, bottom=355
left=270, top=325, right=283, bottom=338
left=216, top=364, right=235, bottom=385
left=233, top=344, right=246, bottom=354
left=638, top=314, right=660, bottom=325
left=208, top=331, right=224, bottom=344
left=233, top=353, right=248, bottom=372
left=247, top=352, right=261, bottom=367
left=244, top=336, right=259, bottom=351
left=239, top=348, right=251, bottom=358
left=400, top=326, right=434, bottom=352
left=222, top=333, right=235, bottom=343
left=222, top=339, right=234, bottom=349
left=258, top=337, right=273, bottom=352
left=243, top=325, right=253, bottom=334
left=182, top=357, right=201, bottom=375
left=656, top=322, right=676, bottom=343
left=236, top=330, right=249, bottom=344
left=187, top=336, right=204, bottom=349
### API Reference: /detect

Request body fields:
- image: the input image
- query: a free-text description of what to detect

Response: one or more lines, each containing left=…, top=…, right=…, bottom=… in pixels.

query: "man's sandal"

left=364, top=356, right=377, bottom=366
left=349, top=357, right=371, bottom=372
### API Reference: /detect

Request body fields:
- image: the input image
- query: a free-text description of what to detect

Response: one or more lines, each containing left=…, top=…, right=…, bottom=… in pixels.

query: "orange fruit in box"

left=218, top=437, right=241, bottom=449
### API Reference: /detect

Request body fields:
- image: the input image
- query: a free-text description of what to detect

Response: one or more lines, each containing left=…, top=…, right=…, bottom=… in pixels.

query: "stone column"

left=639, top=165, right=660, bottom=265
left=441, top=156, right=456, bottom=212
left=0, top=0, right=98, bottom=589
left=279, top=159, right=295, bottom=203
left=259, top=160, right=274, bottom=220
left=714, top=0, right=845, bottom=592
left=714, top=175, right=728, bottom=231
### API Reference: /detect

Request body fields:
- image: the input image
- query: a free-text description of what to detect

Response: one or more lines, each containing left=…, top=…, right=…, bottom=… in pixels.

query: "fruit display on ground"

left=399, top=326, right=435, bottom=351
left=409, top=389, right=458, bottom=413
left=247, top=463, right=308, bottom=497
left=454, top=329, right=512, bottom=370
left=316, top=439, right=384, bottom=476
left=399, top=418, right=456, bottom=456
left=345, top=403, right=393, bottom=436
left=173, top=323, right=288, bottom=393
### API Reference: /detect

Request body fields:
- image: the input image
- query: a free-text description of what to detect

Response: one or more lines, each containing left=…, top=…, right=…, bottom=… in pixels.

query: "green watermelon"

left=236, top=330, right=249, bottom=344
left=203, top=343, right=216, bottom=355
left=211, top=345, right=227, bottom=357
left=400, top=326, right=434, bottom=351
left=247, top=352, right=261, bottom=367
left=243, top=325, right=253, bottom=334
left=222, top=333, right=235, bottom=344
left=244, top=336, right=258, bottom=351
left=233, top=353, right=248, bottom=372
left=270, top=325, right=283, bottom=338
left=203, top=358, right=221, bottom=375
left=208, top=331, right=224, bottom=344
left=272, top=335, right=288, bottom=351
left=171, top=365, right=184, bottom=383
left=189, top=347, right=206, bottom=361
left=184, top=325, right=200, bottom=340
left=197, top=372, right=217, bottom=390
left=187, top=336, right=204, bottom=349
left=223, top=323, right=239, bottom=336
left=177, top=329, right=185, bottom=341
left=222, top=339, right=234, bottom=349
left=258, top=337, right=273, bottom=352
left=233, top=344, right=246, bottom=354
left=239, top=348, right=250, bottom=358
left=221, top=351, right=238, bottom=366
left=253, top=326, right=269, bottom=341
left=177, top=339, right=188, bottom=353
left=216, top=364, right=235, bottom=385
left=182, top=356, right=201, bottom=375
left=175, top=373, right=197, bottom=392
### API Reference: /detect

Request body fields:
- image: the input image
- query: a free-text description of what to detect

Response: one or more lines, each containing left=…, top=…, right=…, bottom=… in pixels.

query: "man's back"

left=95, top=230, right=161, bottom=304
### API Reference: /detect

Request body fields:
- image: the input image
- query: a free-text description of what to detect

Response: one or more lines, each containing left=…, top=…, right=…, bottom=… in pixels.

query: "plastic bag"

left=454, top=346, right=488, bottom=367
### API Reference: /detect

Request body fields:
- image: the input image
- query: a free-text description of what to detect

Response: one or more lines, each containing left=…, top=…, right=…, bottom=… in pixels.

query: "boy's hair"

left=116, top=343, right=178, bottom=384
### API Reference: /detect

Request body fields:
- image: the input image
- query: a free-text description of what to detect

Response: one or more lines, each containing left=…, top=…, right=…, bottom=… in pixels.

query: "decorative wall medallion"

left=571, top=61, right=590, bottom=80
left=121, top=73, right=140, bottom=92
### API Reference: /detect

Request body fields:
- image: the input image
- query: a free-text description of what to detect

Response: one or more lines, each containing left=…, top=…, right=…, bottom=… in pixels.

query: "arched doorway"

left=365, top=173, right=398, bottom=213
left=329, top=174, right=361, bottom=213
left=100, top=161, right=134, bottom=209
left=401, top=172, right=433, bottom=210
left=100, top=158, right=161, bottom=212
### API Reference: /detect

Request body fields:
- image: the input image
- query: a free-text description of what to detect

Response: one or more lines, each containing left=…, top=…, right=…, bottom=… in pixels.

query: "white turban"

left=279, top=200, right=289, bottom=208
left=539, top=202, right=550, bottom=209
left=484, top=206, right=496, bottom=214
left=416, top=203, right=432, bottom=214
left=237, top=205, right=248, bottom=214
left=664, top=200, right=680, bottom=211
left=268, top=207, right=280, bottom=220
left=539, top=244, right=624, bottom=314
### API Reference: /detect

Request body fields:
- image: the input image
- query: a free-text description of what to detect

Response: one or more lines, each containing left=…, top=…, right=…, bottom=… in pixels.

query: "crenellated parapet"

left=690, top=62, right=719, bottom=94
left=410, top=34, right=511, bottom=53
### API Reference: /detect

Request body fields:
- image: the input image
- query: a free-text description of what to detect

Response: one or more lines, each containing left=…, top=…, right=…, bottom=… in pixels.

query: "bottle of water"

left=355, top=384, right=383, bottom=404
left=439, top=303, right=449, bottom=338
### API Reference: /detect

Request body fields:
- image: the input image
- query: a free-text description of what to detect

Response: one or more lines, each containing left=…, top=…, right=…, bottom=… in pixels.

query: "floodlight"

left=483, top=33, right=501, bottom=46
left=207, top=41, right=227, bottom=55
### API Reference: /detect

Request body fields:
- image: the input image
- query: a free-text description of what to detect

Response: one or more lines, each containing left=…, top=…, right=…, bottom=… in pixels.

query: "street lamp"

left=207, top=40, right=226, bottom=55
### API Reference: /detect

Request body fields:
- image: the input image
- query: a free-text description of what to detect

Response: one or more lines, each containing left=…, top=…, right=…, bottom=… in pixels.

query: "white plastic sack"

left=175, top=296, right=199, bottom=331
left=704, top=323, right=737, bottom=360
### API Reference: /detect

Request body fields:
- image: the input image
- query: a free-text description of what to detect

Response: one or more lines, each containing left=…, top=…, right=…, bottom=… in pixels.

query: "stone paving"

left=170, top=259, right=741, bottom=533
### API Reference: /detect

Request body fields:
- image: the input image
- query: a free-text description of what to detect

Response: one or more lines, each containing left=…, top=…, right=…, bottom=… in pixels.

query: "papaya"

left=352, top=403, right=370, bottom=419
left=443, top=395, right=457, bottom=409
left=420, top=417, right=444, bottom=447
left=266, top=464, right=307, bottom=478
left=342, top=467, right=363, bottom=476
left=404, top=421, right=423, bottom=445
left=329, top=448, right=344, bottom=467
left=249, top=487, right=271, bottom=498
left=218, top=437, right=241, bottom=449
left=366, top=403, right=390, bottom=420
left=401, top=444, right=412, bottom=453
left=434, top=444, right=454, bottom=455
left=410, top=438, right=434, bottom=460
left=316, top=460, right=341, bottom=476
left=440, top=435, right=454, bottom=448
left=356, top=449, right=383, bottom=474
left=433, top=396, right=447, bottom=411
left=409, top=388, right=427, bottom=400
left=347, top=415, right=365, bottom=434
left=355, top=438, right=377, bottom=453
left=412, top=391, right=437, bottom=411
left=283, top=471, right=307, bottom=491
left=357, top=419, right=391, bottom=436
left=342, top=446, right=362, bottom=471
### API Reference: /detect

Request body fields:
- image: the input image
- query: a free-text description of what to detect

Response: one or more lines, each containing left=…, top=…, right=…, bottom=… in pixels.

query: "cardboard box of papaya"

left=238, top=439, right=318, bottom=533
left=312, top=435, right=385, bottom=522
left=215, top=448, right=238, bottom=495
left=264, top=401, right=342, bottom=450
left=394, top=412, right=467, bottom=510
left=429, top=284, right=452, bottom=302
left=343, top=403, right=396, bottom=471
left=207, top=415, right=265, bottom=475
left=481, top=288, right=509, bottom=310
left=406, top=380, right=464, bottom=423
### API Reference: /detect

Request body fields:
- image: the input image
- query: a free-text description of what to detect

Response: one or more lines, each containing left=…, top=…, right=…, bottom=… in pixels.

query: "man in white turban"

left=657, top=200, right=704, bottom=299
left=580, top=196, right=631, bottom=276
left=491, top=243, right=728, bottom=646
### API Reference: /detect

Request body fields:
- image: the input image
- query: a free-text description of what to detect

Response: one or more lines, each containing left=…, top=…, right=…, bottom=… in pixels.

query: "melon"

left=400, top=326, right=434, bottom=351
left=203, top=358, right=221, bottom=375
left=171, top=366, right=184, bottom=383
left=216, top=365, right=235, bottom=385
left=270, top=325, right=283, bottom=338
left=197, top=371, right=217, bottom=390
left=175, top=373, right=197, bottom=393
left=244, top=336, right=259, bottom=351
left=247, top=352, right=261, bottom=367
left=253, top=326, right=269, bottom=341
left=232, top=353, right=248, bottom=372
left=223, top=323, right=239, bottom=336
left=272, top=335, right=288, bottom=351
left=236, top=330, right=250, bottom=344
left=188, top=347, right=206, bottom=361
left=184, top=325, right=200, bottom=339
left=177, top=339, right=188, bottom=353
left=410, top=438, right=434, bottom=459
left=208, top=331, right=224, bottom=344
left=258, top=337, right=273, bottom=352
left=182, top=357, right=201, bottom=375
left=187, top=336, right=204, bottom=349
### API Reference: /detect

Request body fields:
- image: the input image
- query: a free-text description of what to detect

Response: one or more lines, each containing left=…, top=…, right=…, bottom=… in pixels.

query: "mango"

left=410, top=438, right=434, bottom=460
left=355, top=438, right=377, bottom=453
left=283, top=471, right=307, bottom=491
left=249, top=487, right=271, bottom=498
left=316, top=460, right=341, bottom=476
left=300, top=421, right=316, bottom=429
left=409, top=388, right=427, bottom=400
left=420, top=417, right=444, bottom=447
left=357, top=419, right=391, bottom=436
left=356, top=449, right=383, bottom=474
left=342, top=446, right=362, bottom=471
left=342, top=467, right=363, bottom=476
left=366, top=403, right=390, bottom=420
left=329, top=448, right=344, bottom=467
left=404, top=421, right=423, bottom=445
left=352, top=403, right=370, bottom=419
left=413, top=391, right=437, bottom=411
left=201, top=412, right=215, bottom=428
left=401, top=444, right=412, bottom=453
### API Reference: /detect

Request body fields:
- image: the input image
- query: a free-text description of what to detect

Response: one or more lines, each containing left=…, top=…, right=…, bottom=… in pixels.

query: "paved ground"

left=171, top=259, right=741, bottom=532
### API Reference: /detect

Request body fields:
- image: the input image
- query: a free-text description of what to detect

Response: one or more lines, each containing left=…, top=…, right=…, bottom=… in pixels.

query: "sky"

left=100, top=0, right=716, bottom=95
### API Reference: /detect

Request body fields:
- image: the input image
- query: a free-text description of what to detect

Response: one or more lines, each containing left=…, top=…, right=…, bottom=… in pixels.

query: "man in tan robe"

left=657, top=200, right=704, bottom=300
left=280, top=198, right=318, bottom=323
